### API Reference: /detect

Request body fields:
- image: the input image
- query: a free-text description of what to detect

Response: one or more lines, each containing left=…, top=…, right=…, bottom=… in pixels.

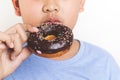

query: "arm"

left=0, top=23, right=38, bottom=79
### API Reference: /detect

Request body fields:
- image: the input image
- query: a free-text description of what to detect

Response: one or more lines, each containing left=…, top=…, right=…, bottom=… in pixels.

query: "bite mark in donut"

left=27, top=23, right=73, bottom=54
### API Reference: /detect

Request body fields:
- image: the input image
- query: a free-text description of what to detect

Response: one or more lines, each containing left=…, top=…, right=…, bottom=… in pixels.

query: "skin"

left=14, top=0, right=85, bottom=29
left=0, top=0, right=85, bottom=79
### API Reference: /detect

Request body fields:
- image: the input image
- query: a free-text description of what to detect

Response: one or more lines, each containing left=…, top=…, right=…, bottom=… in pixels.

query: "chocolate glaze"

left=27, top=23, right=73, bottom=54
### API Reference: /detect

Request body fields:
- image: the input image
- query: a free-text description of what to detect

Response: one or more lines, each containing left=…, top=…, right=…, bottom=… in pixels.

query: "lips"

left=43, top=18, right=62, bottom=25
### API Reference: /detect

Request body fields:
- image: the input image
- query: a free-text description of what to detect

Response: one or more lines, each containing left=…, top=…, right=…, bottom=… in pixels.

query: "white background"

left=0, top=0, right=120, bottom=65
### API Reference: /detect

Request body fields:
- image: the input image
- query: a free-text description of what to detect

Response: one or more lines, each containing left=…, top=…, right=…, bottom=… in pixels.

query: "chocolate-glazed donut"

left=27, top=23, right=73, bottom=54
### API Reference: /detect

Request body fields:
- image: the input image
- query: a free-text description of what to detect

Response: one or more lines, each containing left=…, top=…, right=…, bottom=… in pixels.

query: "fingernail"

left=10, top=43, right=14, bottom=48
left=32, top=27, right=39, bottom=32
left=36, top=50, right=42, bottom=54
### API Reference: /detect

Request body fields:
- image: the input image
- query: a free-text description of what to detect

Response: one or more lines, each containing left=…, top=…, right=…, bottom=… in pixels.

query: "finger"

left=7, top=47, right=31, bottom=74
left=0, top=43, right=6, bottom=52
left=21, top=24, right=39, bottom=43
left=5, top=23, right=38, bottom=43
left=22, top=23, right=39, bottom=32
left=12, top=47, right=32, bottom=66
left=5, top=23, right=38, bottom=33
left=0, top=32, right=13, bottom=48
left=17, top=24, right=39, bottom=44
left=14, top=23, right=28, bottom=43
left=11, top=33, right=22, bottom=59
left=5, top=23, right=27, bottom=43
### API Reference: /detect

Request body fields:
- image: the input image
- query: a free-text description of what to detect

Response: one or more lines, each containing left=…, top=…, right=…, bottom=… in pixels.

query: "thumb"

left=13, top=47, right=32, bottom=67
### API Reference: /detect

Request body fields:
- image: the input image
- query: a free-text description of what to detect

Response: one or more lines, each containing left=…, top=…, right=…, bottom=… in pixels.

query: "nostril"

left=43, top=7, right=58, bottom=12
left=46, top=9, right=50, bottom=12
left=42, top=4, right=59, bottom=13
left=54, top=9, right=58, bottom=11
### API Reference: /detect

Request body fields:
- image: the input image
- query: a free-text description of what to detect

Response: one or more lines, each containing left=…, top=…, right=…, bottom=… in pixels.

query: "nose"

left=42, top=0, right=59, bottom=13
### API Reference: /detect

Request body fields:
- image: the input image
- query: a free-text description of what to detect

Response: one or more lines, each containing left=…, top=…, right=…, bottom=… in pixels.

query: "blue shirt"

left=5, top=41, right=120, bottom=80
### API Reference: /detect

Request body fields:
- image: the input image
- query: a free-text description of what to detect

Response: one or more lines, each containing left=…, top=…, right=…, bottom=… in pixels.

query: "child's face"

left=12, top=0, right=85, bottom=29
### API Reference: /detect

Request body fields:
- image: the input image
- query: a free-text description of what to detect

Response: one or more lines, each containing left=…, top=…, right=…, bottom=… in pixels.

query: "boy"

left=0, top=0, right=120, bottom=80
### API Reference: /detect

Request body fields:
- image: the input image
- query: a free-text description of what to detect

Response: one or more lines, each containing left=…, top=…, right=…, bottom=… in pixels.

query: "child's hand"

left=0, top=23, right=38, bottom=79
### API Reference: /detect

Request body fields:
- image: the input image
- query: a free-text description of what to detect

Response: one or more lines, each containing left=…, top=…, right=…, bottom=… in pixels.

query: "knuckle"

left=15, top=34, right=19, bottom=38
left=2, top=34, right=11, bottom=42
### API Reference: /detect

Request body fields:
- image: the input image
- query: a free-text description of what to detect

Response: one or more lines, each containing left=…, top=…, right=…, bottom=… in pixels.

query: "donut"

left=27, top=23, right=73, bottom=54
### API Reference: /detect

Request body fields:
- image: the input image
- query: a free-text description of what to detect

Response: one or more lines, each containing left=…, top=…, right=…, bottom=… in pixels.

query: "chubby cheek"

left=21, top=11, right=43, bottom=26
left=61, top=3, right=80, bottom=29
left=66, top=14, right=79, bottom=29
left=20, top=5, right=43, bottom=26
left=62, top=10, right=79, bottom=29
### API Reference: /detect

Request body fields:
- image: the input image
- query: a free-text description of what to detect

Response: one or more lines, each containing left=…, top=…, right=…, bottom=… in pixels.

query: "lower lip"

left=44, top=20, right=62, bottom=24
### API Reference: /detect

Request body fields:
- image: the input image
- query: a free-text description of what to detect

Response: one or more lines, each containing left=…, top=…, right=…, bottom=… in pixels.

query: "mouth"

left=43, top=19, right=62, bottom=25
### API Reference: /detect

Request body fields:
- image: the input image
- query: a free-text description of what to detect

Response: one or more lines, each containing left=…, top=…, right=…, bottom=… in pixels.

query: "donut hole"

left=45, top=35, right=56, bottom=41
